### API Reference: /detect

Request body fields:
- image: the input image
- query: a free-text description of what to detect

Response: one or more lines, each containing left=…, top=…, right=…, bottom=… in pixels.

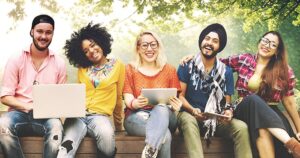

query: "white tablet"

left=141, top=88, right=177, bottom=105
left=202, top=112, right=230, bottom=119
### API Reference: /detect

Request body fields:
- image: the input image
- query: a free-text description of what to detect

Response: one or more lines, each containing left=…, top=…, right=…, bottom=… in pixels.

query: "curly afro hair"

left=64, top=22, right=113, bottom=68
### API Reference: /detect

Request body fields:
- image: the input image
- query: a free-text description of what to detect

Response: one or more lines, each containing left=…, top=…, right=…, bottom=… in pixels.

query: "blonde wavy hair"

left=131, top=31, right=167, bottom=69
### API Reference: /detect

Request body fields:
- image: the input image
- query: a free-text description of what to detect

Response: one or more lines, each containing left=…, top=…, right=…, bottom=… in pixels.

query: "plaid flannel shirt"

left=221, top=53, right=295, bottom=103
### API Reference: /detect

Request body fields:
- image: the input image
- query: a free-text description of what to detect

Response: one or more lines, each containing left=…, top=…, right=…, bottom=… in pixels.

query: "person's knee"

left=46, top=119, right=63, bottom=132
left=231, top=120, right=249, bottom=136
left=46, top=119, right=63, bottom=148
left=244, top=94, right=264, bottom=106
left=0, top=117, right=15, bottom=137
left=0, top=126, right=14, bottom=141
left=152, top=105, right=169, bottom=116
left=96, top=125, right=114, bottom=140
left=0, top=123, right=12, bottom=135
left=237, top=121, right=248, bottom=131
left=178, top=112, right=199, bottom=131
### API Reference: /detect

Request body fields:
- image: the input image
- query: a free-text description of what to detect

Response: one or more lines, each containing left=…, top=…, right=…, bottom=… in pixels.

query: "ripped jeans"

left=57, top=114, right=116, bottom=158
left=0, top=110, right=63, bottom=158
left=124, top=105, right=177, bottom=158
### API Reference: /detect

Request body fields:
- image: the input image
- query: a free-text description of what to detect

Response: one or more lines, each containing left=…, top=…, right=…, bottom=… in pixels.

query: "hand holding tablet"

left=202, top=112, right=230, bottom=119
left=141, top=88, right=177, bottom=105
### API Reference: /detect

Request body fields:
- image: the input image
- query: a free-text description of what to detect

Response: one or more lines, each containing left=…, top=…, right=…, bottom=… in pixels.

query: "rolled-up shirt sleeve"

left=1, top=56, right=19, bottom=97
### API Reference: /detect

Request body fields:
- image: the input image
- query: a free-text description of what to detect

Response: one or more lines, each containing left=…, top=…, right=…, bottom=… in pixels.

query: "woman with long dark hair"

left=221, top=31, right=300, bottom=158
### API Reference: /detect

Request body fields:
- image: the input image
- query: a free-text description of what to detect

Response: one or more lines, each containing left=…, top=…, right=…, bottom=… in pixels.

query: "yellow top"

left=248, top=73, right=262, bottom=92
left=78, top=59, right=125, bottom=129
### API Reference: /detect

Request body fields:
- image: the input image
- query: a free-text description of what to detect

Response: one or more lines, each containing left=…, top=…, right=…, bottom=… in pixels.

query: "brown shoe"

left=285, top=138, right=300, bottom=158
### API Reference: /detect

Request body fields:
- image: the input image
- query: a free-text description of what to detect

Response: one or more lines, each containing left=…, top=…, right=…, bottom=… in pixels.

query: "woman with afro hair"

left=57, top=23, right=125, bottom=158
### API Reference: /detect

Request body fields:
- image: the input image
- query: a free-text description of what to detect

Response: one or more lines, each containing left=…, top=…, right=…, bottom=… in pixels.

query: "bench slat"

left=0, top=135, right=233, bottom=157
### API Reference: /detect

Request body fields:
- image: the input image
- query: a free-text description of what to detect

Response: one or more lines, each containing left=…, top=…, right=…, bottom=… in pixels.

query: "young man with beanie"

left=0, top=14, right=66, bottom=158
left=177, top=23, right=252, bottom=158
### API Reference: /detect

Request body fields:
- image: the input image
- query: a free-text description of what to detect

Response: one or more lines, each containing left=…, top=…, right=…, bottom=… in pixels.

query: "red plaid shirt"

left=221, top=53, right=295, bottom=102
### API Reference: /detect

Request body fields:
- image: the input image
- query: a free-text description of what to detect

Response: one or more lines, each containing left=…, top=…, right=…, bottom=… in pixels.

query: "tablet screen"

left=141, top=88, right=177, bottom=105
left=202, top=112, right=230, bottom=119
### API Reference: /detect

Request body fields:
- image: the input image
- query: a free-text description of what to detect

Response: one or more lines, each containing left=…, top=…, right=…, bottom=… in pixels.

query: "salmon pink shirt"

left=0, top=46, right=67, bottom=110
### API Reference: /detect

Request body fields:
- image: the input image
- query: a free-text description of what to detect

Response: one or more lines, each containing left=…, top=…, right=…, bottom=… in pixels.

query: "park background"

left=0, top=0, right=299, bottom=111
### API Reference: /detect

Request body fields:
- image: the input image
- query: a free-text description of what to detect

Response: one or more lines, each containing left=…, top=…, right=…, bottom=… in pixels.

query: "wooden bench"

left=0, top=132, right=233, bottom=158
left=1, top=111, right=298, bottom=158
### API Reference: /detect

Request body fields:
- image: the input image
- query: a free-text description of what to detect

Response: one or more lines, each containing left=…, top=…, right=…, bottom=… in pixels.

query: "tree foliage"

left=3, top=0, right=300, bottom=89
left=6, top=0, right=300, bottom=31
left=125, top=0, right=300, bottom=32
left=7, top=0, right=59, bottom=19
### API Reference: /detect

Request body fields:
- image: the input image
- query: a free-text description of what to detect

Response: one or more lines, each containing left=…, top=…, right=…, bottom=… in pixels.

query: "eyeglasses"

left=260, top=38, right=278, bottom=49
left=139, top=41, right=158, bottom=50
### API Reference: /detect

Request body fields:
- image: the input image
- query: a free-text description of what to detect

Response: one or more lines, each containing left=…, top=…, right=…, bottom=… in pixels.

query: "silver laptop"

left=33, top=84, right=86, bottom=119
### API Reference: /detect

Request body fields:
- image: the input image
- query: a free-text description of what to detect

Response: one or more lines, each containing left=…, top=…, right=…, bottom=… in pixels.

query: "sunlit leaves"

left=293, top=5, right=300, bottom=26
left=37, top=0, right=59, bottom=13
left=5, top=0, right=300, bottom=32
left=93, top=0, right=113, bottom=15
left=7, top=0, right=26, bottom=21
left=7, top=0, right=60, bottom=20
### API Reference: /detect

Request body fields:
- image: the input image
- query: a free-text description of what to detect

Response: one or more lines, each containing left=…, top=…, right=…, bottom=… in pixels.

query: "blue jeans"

left=0, top=110, right=63, bottom=158
left=57, top=114, right=115, bottom=158
left=124, top=105, right=177, bottom=158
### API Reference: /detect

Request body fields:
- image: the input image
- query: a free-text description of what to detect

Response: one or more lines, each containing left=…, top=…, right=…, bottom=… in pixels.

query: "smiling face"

left=137, top=34, right=159, bottom=65
left=258, top=33, right=279, bottom=59
left=30, top=23, right=54, bottom=51
left=81, top=39, right=106, bottom=65
left=200, top=32, right=220, bottom=59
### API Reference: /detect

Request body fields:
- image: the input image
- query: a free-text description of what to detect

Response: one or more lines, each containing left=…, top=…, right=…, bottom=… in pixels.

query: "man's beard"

left=32, top=38, right=51, bottom=51
left=201, top=44, right=218, bottom=59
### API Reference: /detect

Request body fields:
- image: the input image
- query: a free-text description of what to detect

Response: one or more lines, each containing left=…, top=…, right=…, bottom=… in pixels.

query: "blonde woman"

left=123, top=31, right=182, bottom=158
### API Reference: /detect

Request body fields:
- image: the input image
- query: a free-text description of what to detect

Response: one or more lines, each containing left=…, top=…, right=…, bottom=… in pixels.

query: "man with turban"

left=177, top=23, right=252, bottom=158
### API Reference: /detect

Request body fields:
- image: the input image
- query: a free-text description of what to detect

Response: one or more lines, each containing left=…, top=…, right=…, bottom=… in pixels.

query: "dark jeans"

left=0, top=110, right=63, bottom=158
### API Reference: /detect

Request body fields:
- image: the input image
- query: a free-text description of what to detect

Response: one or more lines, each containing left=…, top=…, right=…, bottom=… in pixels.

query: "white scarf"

left=189, top=53, right=227, bottom=139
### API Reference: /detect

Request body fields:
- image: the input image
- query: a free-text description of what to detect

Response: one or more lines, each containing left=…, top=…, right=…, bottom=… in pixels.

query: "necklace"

left=87, top=59, right=116, bottom=87
left=92, top=64, right=106, bottom=72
